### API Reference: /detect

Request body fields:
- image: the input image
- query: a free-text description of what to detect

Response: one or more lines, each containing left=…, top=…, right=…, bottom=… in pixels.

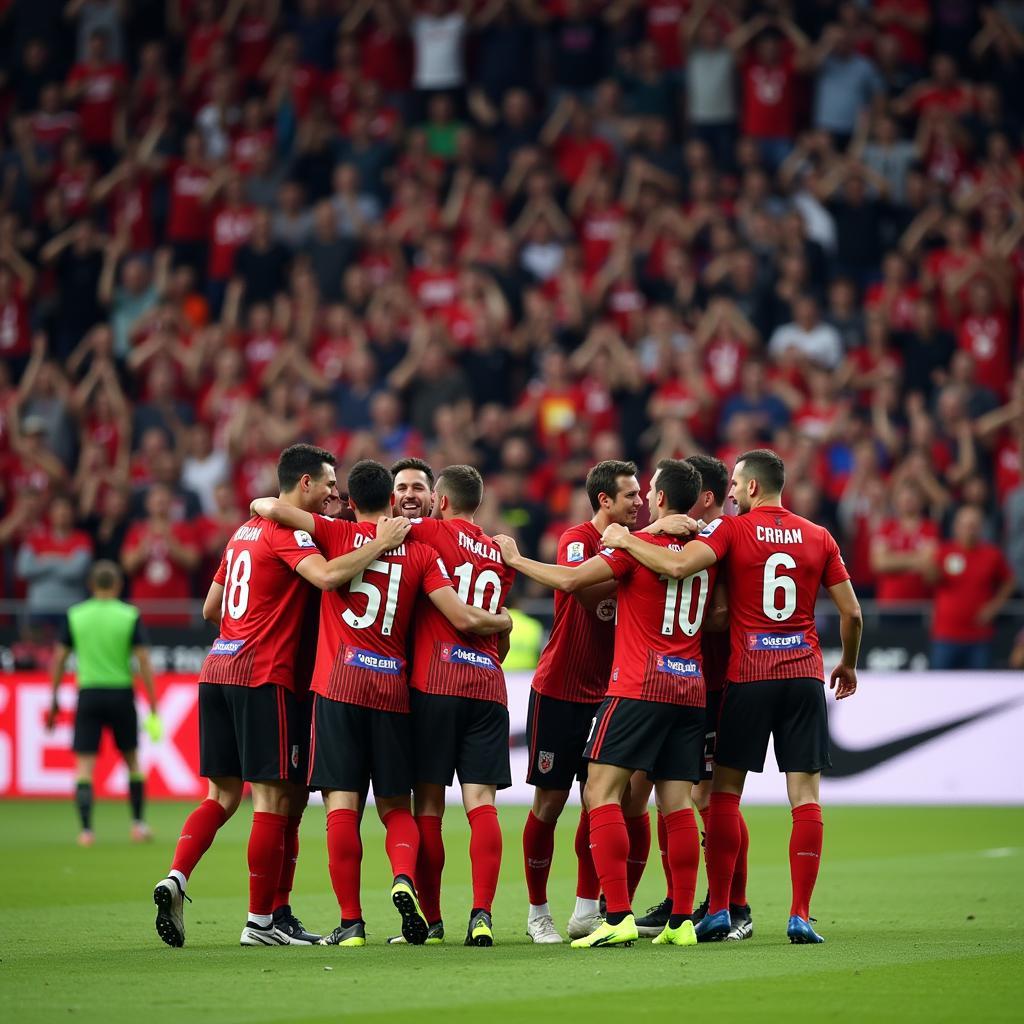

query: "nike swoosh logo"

left=825, top=699, right=1023, bottom=778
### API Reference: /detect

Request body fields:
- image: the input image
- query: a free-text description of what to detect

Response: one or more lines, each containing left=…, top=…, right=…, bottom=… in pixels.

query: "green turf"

left=2, top=801, right=1022, bottom=1023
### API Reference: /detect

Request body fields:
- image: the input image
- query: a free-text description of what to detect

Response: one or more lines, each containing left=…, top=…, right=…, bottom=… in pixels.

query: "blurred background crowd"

left=0, top=0, right=1022, bottom=661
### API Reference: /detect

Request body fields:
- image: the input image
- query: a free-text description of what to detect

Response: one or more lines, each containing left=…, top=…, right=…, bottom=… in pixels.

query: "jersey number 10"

left=660, top=569, right=710, bottom=636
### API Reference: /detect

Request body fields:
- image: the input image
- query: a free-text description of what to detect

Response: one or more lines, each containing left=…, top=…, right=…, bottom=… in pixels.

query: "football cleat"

left=787, top=915, right=824, bottom=944
left=635, top=897, right=673, bottom=938
left=652, top=919, right=698, bottom=946
left=570, top=915, right=639, bottom=949
left=153, top=876, right=189, bottom=948
left=694, top=908, right=731, bottom=942
left=240, top=921, right=290, bottom=946
left=272, top=904, right=322, bottom=945
left=692, top=892, right=710, bottom=924
left=391, top=877, right=429, bottom=945
left=387, top=920, right=444, bottom=945
left=77, top=830, right=95, bottom=848
left=319, top=921, right=367, bottom=947
left=130, top=822, right=153, bottom=843
left=726, top=903, right=753, bottom=941
left=526, top=914, right=564, bottom=944
left=465, top=909, right=493, bottom=947
left=567, top=910, right=604, bottom=939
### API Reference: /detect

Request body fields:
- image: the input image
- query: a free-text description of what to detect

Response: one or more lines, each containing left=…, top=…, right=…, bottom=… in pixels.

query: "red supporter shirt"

left=22, top=527, right=93, bottom=564
left=931, top=542, right=1013, bottom=643
left=198, top=517, right=320, bottom=691
left=645, top=0, right=687, bottom=69
left=208, top=206, right=254, bottom=280
left=875, top=518, right=938, bottom=603
left=308, top=516, right=452, bottom=713
left=532, top=522, right=617, bottom=703
left=66, top=62, right=126, bottom=144
left=0, top=284, right=30, bottom=357
left=696, top=507, right=849, bottom=683
left=123, top=521, right=198, bottom=625
left=599, top=534, right=719, bottom=707
left=957, top=313, right=1012, bottom=399
left=741, top=58, right=797, bottom=138
left=235, top=13, right=273, bottom=82
left=407, top=268, right=458, bottom=311
left=167, top=161, right=212, bottom=242
left=407, top=517, right=515, bottom=706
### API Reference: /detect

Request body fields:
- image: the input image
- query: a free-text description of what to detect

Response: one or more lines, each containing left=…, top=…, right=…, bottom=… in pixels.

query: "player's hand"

left=250, top=497, right=278, bottom=520
left=655, top=514, right=701, bottom=537
left=377, top=515, right=411, bottom=550
left=493, top=534, right=521, bottom=566
left=600, top=523, right=630, bottom=549
left=829, top=664, right=857, bottom=700
left=497, top=606, right=513, bottom=632
left=45, top=698, right=59, bottom=731
left=144, top=710, right=163, bottom=742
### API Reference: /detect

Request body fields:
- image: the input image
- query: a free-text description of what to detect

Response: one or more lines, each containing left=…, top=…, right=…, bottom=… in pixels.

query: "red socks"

left=467, top=805, right=502, bottom=913
left=381, top=808, right=420, bottom=881
left=706, top=792, right=742, bottom=914
left=415, top=815, right=445, bottom=923
left=326, top=808, right=362, bottom=921
left=575, top=810, right=600, bottom=899
left=170, top=798, right=228, bottom=880
left=588, top=803, right=630, bottom=915
left=274, top=814, right=302, bottom=911
left=523, top=811, right=556, bottom=906
left=732, top=810, right=750, bottom=906
left=248, top=812, right=287, bottom=917
left=789, top=803, right=823, bottom=919
left=657, top=810, right=671, bottom=899
left=663, top=808, right=700, bottom=917
left=624, top=812, right=651, bottom=901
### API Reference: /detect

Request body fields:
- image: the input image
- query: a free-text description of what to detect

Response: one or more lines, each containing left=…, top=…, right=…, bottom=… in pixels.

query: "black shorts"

left=198, top=682, right=302, bottom=783
left=525, top=690, right=600, bottom=790
left=73, top=688, right=137, bottom=754
left=583, top=696, right=705, bottom=783
left=714, top=677, right=831, bottom=774
left=308, top=694, right=414, bottom=799
left=701, top=687, right=726, bottom=781
left=295, top=694, right=313, bottom=782
left=411, top=690, right=512, bottom=790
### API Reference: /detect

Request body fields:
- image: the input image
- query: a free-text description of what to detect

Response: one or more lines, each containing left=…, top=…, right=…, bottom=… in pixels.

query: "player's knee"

left=252, top=781, right=291, bottom=815
left=208, top=777, right=243, bottom=817
left=532, top=788, right=568, bottom=822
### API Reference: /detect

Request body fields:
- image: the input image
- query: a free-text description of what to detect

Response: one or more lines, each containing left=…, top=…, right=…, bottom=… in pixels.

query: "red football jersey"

left=407, top=517, right=515, bottom=706
left=599, top=534, right=719, bottom=708
left=697, top=507, right=850, bottom=683
left=198, top=517, right=320, bottom=691
left=532, top=521, right=617, bottom=703
left=932, top=542, right=1013, bottom=643
left=309, top=516, right=452, bottom=713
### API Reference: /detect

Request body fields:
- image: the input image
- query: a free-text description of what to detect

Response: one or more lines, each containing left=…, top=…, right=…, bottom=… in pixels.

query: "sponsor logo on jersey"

left=655, top=653, right=700, bottom=677
left=747, top=632, right=808, bottom=650
left=293, top=529, right=316, bottom=549
left=537, top=750, right=555, bottom=774
left=567, top=541, right=586, bottom=563
left=698, top=518, right=723, bottom=537
left=210, top=638, right=246, bottom=656
left=343, top=645, right=403, bottom=675
left=440, top=643, right=496, bottom=670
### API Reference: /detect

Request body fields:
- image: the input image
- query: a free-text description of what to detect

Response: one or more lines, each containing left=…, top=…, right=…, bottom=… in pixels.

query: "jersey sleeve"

left=270, top=521, right=321, bottom=570
left=598, top=545, right=636, bottom=581
left=821, top=531, right=851, bottom=587
left=407, top=518, right=443, bottom=545
left=310, top=514, right=355, bottom=557
left=694, top=516, right=731, bottom=561
left=556, top=525, right=592, bottom=567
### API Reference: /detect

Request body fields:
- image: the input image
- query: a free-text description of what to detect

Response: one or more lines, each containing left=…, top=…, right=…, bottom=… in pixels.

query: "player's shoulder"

left=560, top=520, right=599, bottom=560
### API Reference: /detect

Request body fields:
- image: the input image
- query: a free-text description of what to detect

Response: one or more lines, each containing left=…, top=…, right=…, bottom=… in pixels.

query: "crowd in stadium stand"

left=0, top=0, right=1022, bottom=633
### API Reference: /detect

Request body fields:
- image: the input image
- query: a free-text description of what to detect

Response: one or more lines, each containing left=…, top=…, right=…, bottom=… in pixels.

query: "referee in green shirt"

left=46, top=561, right=161, bottom=846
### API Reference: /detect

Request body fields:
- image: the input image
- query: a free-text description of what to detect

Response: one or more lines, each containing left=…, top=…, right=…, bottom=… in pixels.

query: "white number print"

left=762, top=552, right=797, bottom=621
left=343, top=560, right=403, bottom=635
left=223, top=548, right=252, bottom=620
left=452, top=562, right=502, bottom=613
left=660, top=570, right=710, bottom=636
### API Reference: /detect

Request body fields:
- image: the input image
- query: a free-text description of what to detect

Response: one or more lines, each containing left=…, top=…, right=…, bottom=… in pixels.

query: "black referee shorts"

left=714, top=677, right=831, bottom=774
left=73, top=688, right=138, bottom=754
left=198, top=682, right=303, bottom=783
left=525, top=689, right=600, bottom=790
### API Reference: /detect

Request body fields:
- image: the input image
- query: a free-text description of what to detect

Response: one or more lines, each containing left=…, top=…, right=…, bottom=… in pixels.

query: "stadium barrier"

left=2, top=671, right=1021, bottom=804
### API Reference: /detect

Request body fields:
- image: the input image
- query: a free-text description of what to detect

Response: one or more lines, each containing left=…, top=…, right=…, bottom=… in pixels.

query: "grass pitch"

left=2, top=801, right=1022, bottom=1023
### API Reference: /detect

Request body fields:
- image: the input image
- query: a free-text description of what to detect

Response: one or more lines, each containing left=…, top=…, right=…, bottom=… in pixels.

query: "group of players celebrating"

left=152, top=443, right=862, bottom=951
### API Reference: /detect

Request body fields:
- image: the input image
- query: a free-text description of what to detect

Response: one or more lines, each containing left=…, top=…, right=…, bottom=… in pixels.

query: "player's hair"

left=89, top=560, right=123, bottom=593
left=390, top=457, right=435, bottom=487
left=736, top=448, right=786, bottom=495
left=277, top=443, right=336, bottom=493
left=585, top=460, right=639, bottom=512
left=436, top=464, right=483, bottom=513
left=654, top=458, right=702, bottom=513
left=685, top=454, right=729, bottom=507
left=347, top=459, right=395, bottom=513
